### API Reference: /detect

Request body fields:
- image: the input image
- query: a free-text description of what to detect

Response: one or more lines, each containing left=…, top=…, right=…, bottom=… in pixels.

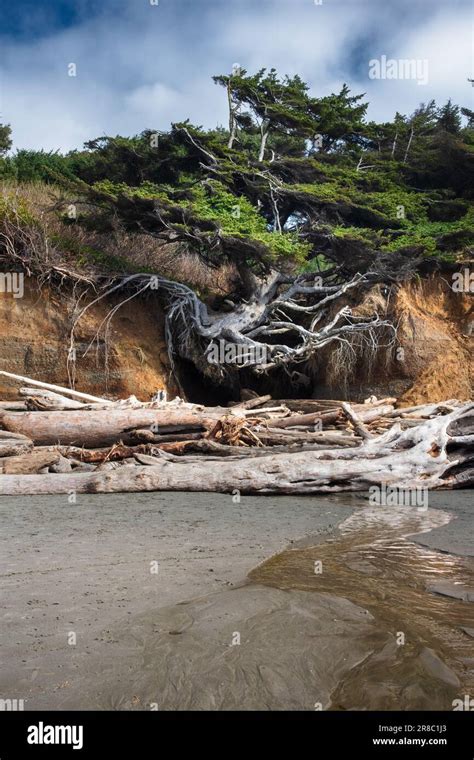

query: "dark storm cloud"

left=0, top=0, right=471, bottom=150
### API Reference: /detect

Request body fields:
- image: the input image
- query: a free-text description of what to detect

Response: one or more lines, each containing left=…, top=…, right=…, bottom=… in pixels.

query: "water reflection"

left=250, top=505, right=474, bottom=710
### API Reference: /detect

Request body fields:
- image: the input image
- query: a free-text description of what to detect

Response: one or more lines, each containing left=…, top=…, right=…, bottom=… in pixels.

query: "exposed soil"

left=0, top=277, right=175, bottom=400
left=396, top=278, right=473, bottom=405
left=313, top=276, right=473, bottom=404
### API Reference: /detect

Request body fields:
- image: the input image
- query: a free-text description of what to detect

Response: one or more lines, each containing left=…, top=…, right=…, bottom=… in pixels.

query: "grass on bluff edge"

left=0, top=181, right=238, bottom=297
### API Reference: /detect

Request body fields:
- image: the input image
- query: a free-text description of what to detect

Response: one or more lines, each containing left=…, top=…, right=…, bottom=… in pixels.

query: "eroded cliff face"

left=0, top=272, right=471, bottom=405
left=394, top=278, right=472, bottom=405
left=311, top=275, right=473, bottom=405
left=0, top=276, right=175, bottom=400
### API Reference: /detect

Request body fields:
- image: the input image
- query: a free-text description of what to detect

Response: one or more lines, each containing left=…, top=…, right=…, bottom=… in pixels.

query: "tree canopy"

left=1, top=69, right=473, bottom=283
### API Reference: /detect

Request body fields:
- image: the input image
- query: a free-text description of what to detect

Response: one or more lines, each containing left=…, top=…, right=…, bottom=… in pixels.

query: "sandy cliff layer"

left=312, top=275, right=473, bottom=405
left=395, top=277, right=473, bottom=405
left=0, top=276, right=174, bottom=400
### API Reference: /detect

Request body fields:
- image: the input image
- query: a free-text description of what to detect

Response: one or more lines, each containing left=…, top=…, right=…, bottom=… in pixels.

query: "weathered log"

left=342, top=402, right=374, bottom=441
left=307, top=404, right=394, bottom=428
left=241, top=406, right=290, bottom=417
left=265, top=400, right=341, bottom=414
left=125, top=429, right=204, bottom=444
left=356, top=404, right=394, bottom=421
left=447, top=413, right=474, bottom=437
left=361, top=397, right=397, bottom=406
left=268, top=410, right=342, bottom=429
left=259, top=398, right=393, bottom=415
left=1, top=404, right=470, bottom=494
left=0, top=401, right=27, bottom=411
left=57, top=443, right=165, bottom=464
left=388, top=401, right=459, bottom=418
left=0, top=408, right=222, bottom=448
left=156, top=439, right=359, bottom=457
left=256, top=429, right=358, bottom=446
left=0, top=370, right=112, bottom=404
left=0, top=431, right=34, bottom=457
left=20, top=388, right=88, bottom=411
left=231, top=394, right=272, bottom=410
left=0, top=450, right=60, bottom=474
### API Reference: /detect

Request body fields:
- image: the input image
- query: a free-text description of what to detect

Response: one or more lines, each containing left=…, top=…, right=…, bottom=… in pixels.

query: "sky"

left=0, top=0, right=472, bottom=153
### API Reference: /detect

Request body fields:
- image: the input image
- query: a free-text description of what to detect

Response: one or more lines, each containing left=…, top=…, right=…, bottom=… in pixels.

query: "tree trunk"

left=0, top=408, right=223, bottom=448
left=227, top=83, right=238, bottom=149
left=391, top=130, right=398, bottom=158
left=259, top=121, right=270, bottom=162
left=403, top=127, right=414, bottom=163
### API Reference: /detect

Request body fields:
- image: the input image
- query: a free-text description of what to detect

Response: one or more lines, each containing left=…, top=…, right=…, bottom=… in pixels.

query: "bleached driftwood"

left=231, top=394, right=272, bottom=410
left=0, top=450, right=61, bottom=474
left=0, top=431, right=34, bottom=457
left=0, top=408, right=224, bottom=447
left=20, top=388, right=88, bottom=411
left=0, top=371, right=112, bottom=405
left=0, top=404, right=471, bottom=495
left=341, top=402, right=374, bottom=441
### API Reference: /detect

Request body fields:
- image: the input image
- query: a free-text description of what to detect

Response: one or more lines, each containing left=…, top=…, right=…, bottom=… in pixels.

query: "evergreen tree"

left=461, top=106, right=474, bottom=128
left=437, top=99, right=462, bottom=134
left=0, top=123, right=12, bottom=155
left=214, top=68, right=316, bottom=161
left=307, top=84, right=368, bottom=152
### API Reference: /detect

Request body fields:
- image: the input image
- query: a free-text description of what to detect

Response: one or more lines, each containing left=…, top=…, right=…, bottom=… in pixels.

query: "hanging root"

left=63, top=269, right=397, bottom=388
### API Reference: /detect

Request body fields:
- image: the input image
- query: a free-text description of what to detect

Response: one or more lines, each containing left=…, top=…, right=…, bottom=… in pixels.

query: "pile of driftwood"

left=0, top=370, right=472, bottom=495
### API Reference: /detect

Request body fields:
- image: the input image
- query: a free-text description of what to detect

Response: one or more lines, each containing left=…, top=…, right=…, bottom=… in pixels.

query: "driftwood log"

left=0, top=370, right=112, bottom=404
left=0, top=431, right=34, bottom=458
left=0, top=371, right=471, bottom=495
left=20, top=388, right=88, bottom=411
left=0, top=404, right=472, bottom=495
left=0, top=450, right=61, bottom=474
left=0, top=408, right=224, bottom=447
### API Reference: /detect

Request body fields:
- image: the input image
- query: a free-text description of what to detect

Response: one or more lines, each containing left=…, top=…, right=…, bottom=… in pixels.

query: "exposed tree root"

left=63, top=269, right=396, bottom=392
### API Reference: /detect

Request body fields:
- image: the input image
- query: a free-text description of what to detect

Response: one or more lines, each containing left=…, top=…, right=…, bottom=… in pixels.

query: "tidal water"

left=250, top=491, right=474, bottom=710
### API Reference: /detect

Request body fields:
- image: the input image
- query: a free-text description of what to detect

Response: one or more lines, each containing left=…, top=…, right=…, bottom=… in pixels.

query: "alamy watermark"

left=0, top=698, right=25, bottom=711
left=27, top=722, right=83, bottom=750
left=452, top=695, right=474, bottom=711
left=452, top=268, right=474, bottom=293
left=206, top=340, right=268, bottom=366
left=0, top=272, right=24, bottom=299
left=369, top=483, right=428, bottom=511
left=369, top=56, right=429, bottom=86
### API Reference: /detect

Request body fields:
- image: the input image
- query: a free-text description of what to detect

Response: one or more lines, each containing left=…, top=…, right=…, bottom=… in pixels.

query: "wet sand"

left=0, top=491, right=472, bottom=710
left=410, top=490, right=473, bottom=557
left=0, top=492, right=355, bottom=709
